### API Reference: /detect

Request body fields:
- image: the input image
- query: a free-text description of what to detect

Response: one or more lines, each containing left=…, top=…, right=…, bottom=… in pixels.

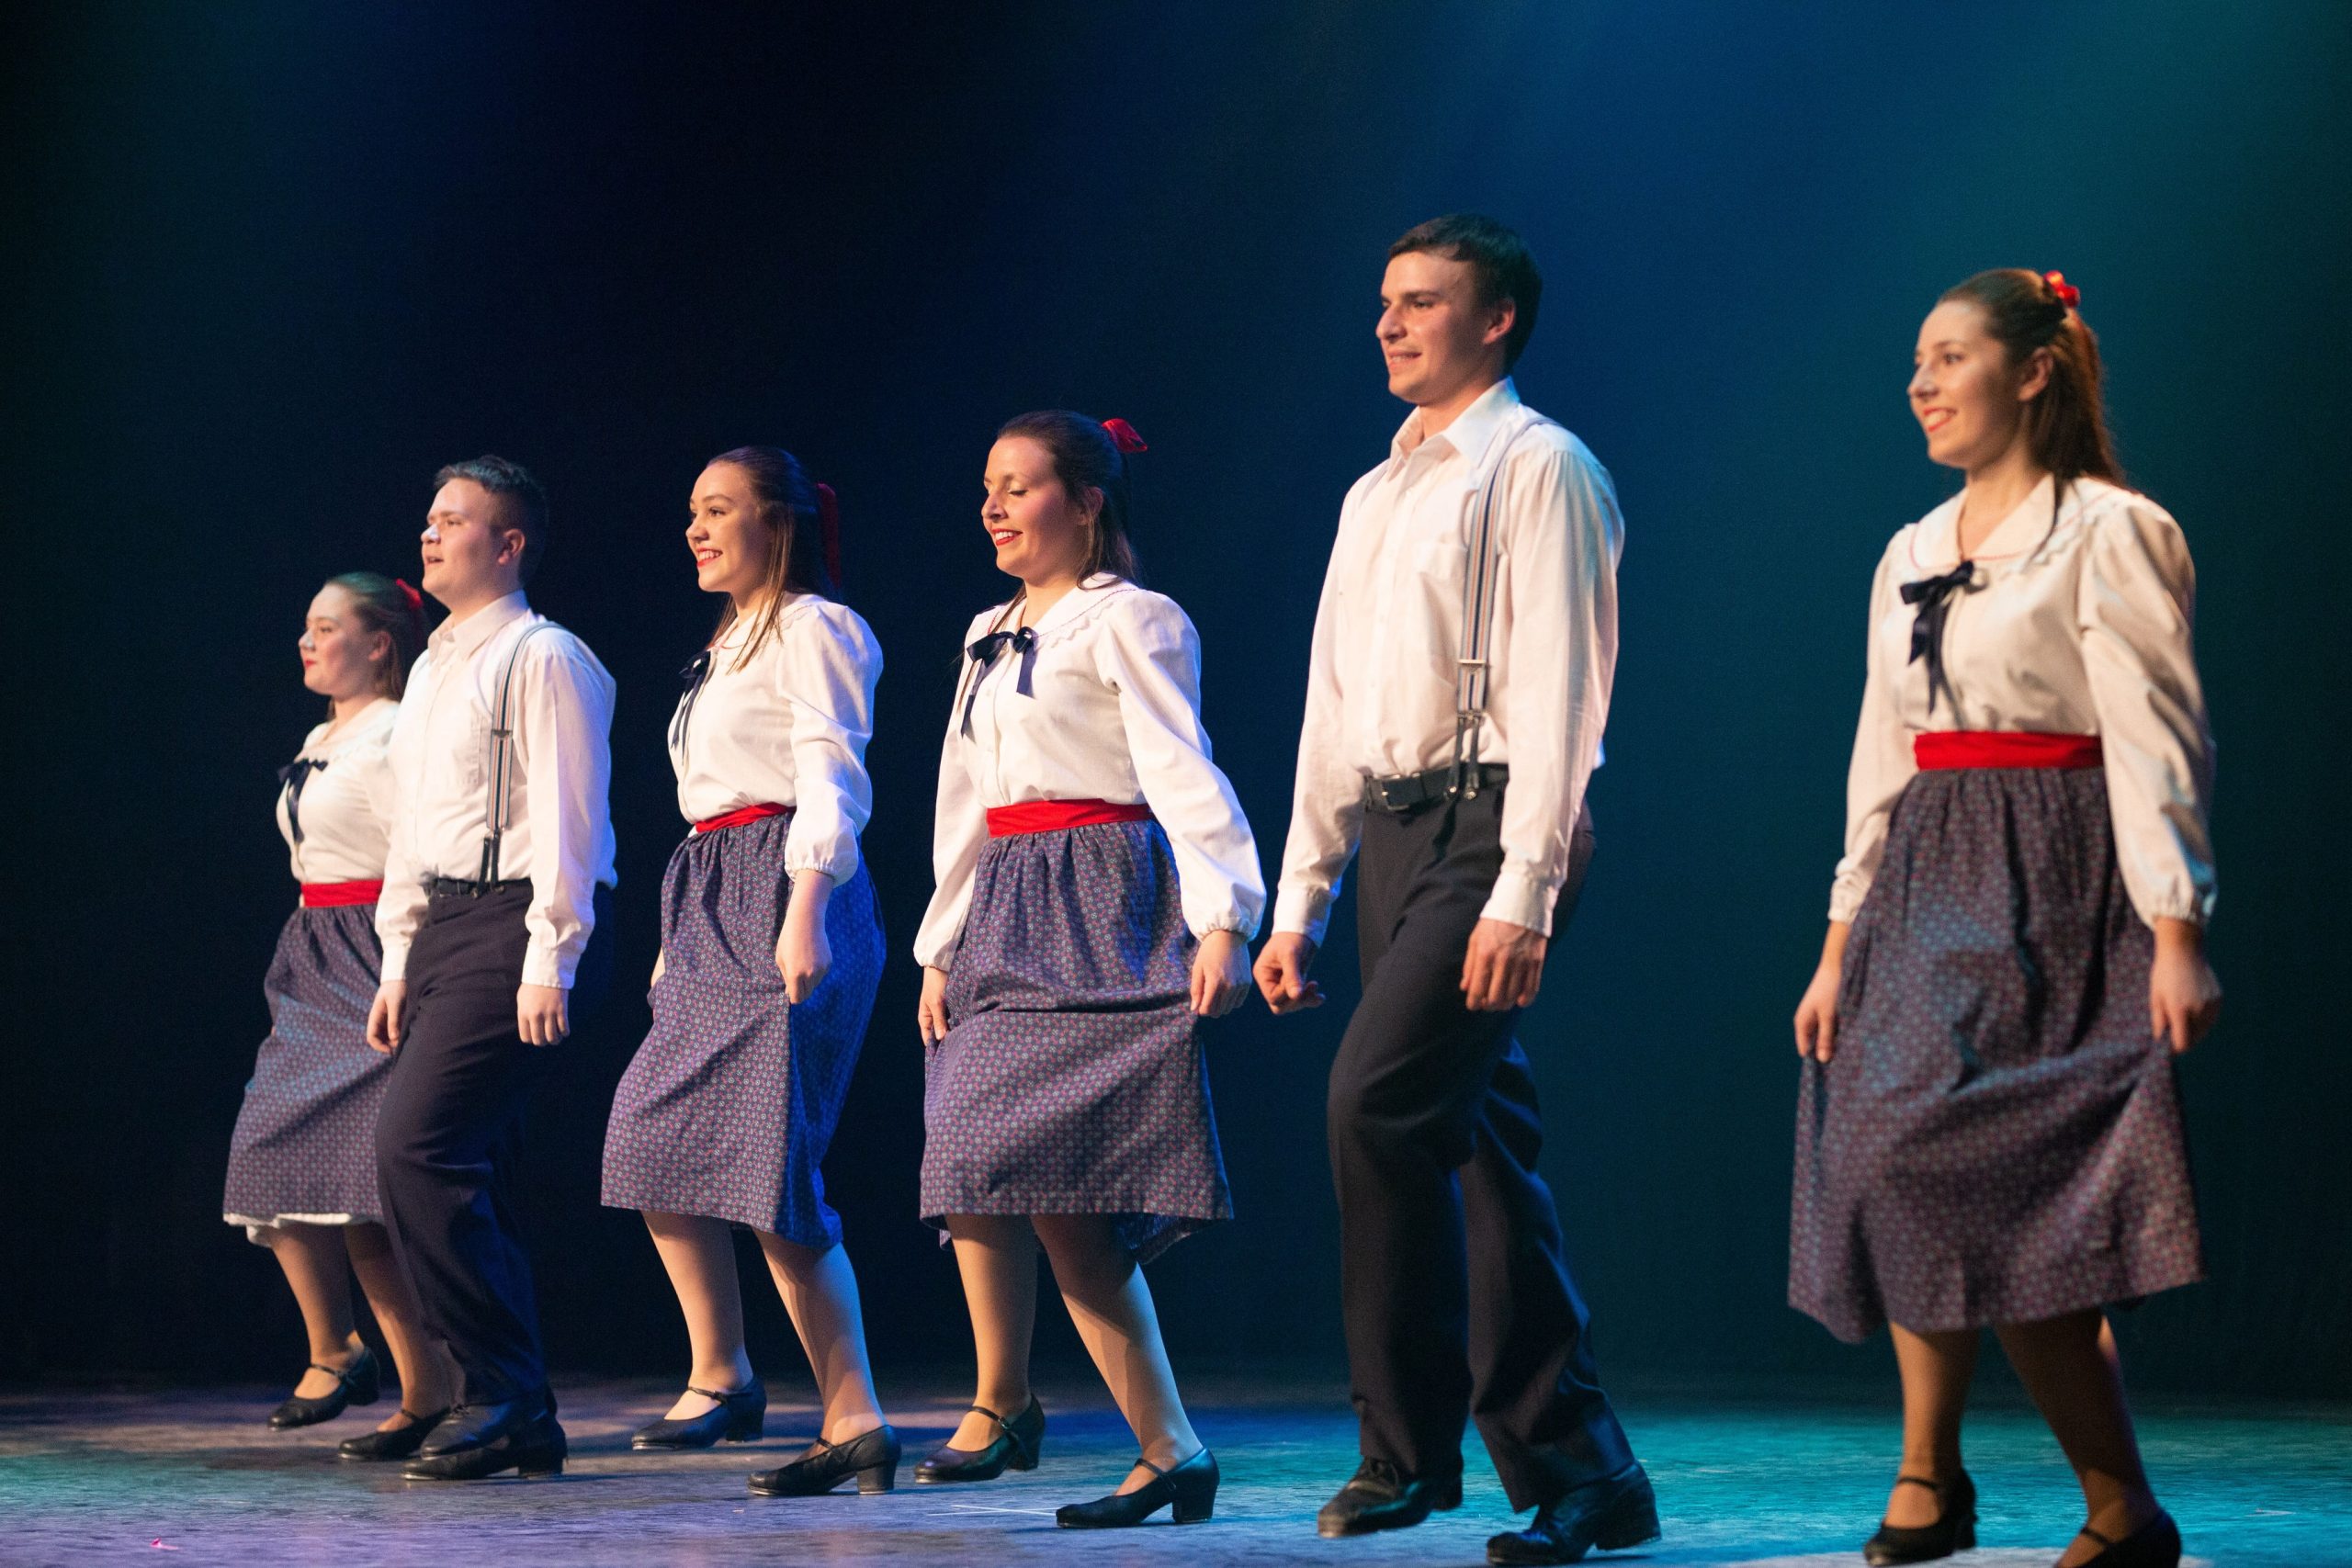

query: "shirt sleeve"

left=777, top=604, right=878, bottom=885
left=517, top=634, right=617, bottom=989
left=1271, top=485, right=1369, bottom=943
left=912, top=626, right=992, bottom=970
left=374, top=679, right=430, bottom=984
left=1828, top=543, right=1916, bottom=923
left=2078, top=501, right=2218, bottom=926
left=1482, top=437, right=1623, bottom=935
left=1093, top=594, right=1266, bottom=941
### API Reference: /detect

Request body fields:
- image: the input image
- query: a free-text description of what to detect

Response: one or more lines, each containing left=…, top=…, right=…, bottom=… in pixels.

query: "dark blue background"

left=5, top=2, right=2346, bottom=1397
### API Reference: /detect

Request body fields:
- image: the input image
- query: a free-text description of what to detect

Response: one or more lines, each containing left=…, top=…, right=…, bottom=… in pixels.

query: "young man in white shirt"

left=366, top=456, right=618, bottom=1481
left=1255, top=217, right=1657, bottom=1564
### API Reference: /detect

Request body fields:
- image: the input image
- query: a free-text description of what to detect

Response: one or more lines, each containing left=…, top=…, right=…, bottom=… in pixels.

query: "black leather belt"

left=425, top=875, right=529, bottom=899
left=1362, top=762, right=1509, bottom=816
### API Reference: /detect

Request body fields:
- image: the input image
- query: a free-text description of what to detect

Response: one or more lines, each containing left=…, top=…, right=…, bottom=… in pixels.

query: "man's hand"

left=1253, top=932, right=1324, bottom=1015
left=366, top=980, right=410, bottom=1054
left=517, top=982, right=571, bottom=1046
left=1460, top=918, right=1546, bottom=1012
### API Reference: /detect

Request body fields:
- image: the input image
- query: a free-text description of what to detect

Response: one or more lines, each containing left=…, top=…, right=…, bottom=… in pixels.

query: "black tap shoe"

left=1487, top=1461, right=1662, bottom=1564
left=748, top=1424, right=902, bottom=1495
left=1315, top=1457, right=1465, bottom=1538
left=337, top=1406, right=450, bottom=1461
left=268, top=1346, right=381, bottom=1429
left=632, top=1381, right=767, bottom=1450
left=1863, top=1472, right=1977, bottom=1565
left=912, top=1397, right=1045, bottom=1483
left=2073, top=1509, right=2181, bottom=1568
left=401, top=1391, right=566, bottom=1481
left=1056, top=1447, right=1219, bottom=1529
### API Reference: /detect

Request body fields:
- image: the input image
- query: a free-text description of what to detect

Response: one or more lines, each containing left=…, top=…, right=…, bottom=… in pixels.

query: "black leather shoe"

left=632, top=1380, right=767, bottom=1450
left=1316, top=1457, right=1465, bottom=1538
left=338, top=1407, right=450, bottom=1462
left=749, top=1424, right=901, bottom=1496
left=1057, top=1447, right=1218, bottom=1529
left=913, top=1397, right=1045, bottom=1483
left=268, top=1346, right=381, bottom=1429
left=402, top=1392, right=566, bottom=1481
left=2072, top=1509, right=2181, bottom=1567
left=1487, top=1461, right=1661, bottom=1564
left=1863, top=1472, right=1976, bottom=1565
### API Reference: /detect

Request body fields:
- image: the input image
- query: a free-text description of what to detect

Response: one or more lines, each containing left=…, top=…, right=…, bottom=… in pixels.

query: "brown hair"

left=1389, top=213, right=1544, bottom=371
left=701, top=446, right=840, bottom=666
left=324, top=571, right=427, bottom=701
left=994, top=410, right=1141, bottom=584
left=1938, top=269, right=2122, bottom=489
left=433, top=455, right=551, bottom=584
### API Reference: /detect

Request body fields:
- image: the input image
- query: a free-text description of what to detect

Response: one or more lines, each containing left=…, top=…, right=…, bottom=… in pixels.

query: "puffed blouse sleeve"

left=776, top=602, right=879, bottom=885
left=1828, top=539, right=1916, bottom=923
left=912, top=614, right=994, bottom=970
left=2078, top=499, right=2218, bottom=926
left=1092, top=592, right=1266, bottom=941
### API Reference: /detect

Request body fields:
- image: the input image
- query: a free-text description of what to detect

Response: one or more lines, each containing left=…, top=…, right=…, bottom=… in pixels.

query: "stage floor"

left=2, top=1376, right=2343, bottom=1564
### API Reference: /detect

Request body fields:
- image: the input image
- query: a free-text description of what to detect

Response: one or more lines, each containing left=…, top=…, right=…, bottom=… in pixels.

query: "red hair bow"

left=815, top=482, right=843, bottom=587
left=393, top=578, right=424, bottom=616
left=2043, top=270, right=2081, bottom=310
left=1100, top=417, right=1149, bottom=455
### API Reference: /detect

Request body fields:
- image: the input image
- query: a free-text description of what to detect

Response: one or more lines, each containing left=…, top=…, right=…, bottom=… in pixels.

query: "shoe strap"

left=1134, top=1456, right=1168, bottom=1479
left=686, top=1384, right=752, bottom=1402
left=967, top=1403, right=1005, bottom=1427
left=2078, top=1525, right=2119, bottom=1548
left=1893, top=1474, right=1947, bottom=1493
left=308, top=1359, right=365, bottom=1384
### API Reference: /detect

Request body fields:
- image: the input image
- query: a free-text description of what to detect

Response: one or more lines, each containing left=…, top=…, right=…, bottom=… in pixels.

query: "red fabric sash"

left=300, top=880, right=383, bottom=908
left=985, top=799, right=1154, bottom=837
left=1914, top=732, right=2104, bottom=771
left=694, top=802, right=791, bottom=834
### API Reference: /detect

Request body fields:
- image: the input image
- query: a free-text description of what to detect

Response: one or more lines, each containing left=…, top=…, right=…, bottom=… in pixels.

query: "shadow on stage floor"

left=2, top=1371, right=2343, bottom=1564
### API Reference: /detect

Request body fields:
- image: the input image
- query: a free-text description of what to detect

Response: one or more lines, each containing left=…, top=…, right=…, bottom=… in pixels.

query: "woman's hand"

left=1190, top=930, right=1252, bottom=1018
left=917, top=965, right=952, bottom=1046
left=2150, top=918, right=2222, bottom=1054
left=651, top=951, right=666, bottom=987
left=1793, top=922, right=1850, bottom=1063
left=775, top=871, right=835, bottom=1005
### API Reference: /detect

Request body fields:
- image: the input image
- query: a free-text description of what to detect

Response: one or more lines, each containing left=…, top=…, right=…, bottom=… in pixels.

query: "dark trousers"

left=375, top=884, right=613, bottom=1404
left=1328, top=784, right=1632, bottom=1511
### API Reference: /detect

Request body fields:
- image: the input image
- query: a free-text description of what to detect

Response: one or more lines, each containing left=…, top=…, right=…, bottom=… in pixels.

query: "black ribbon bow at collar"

left=670, top=649, right=713, bottom=752
left=961, top=625, right=1038, bottom=735
left=278, top=757, right=329, bottom=844
left=1900, top=559, right=1976, bottom=717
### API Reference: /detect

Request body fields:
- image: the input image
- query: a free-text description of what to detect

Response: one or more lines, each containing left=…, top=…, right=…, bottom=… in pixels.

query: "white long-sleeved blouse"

left=277, top=698, right=401, bottom=886
left=1830, top=475, right=2216, bottom=929
left=670, top=595, right=880, bottom=884
left=913, top=577, right=1265, bottom=970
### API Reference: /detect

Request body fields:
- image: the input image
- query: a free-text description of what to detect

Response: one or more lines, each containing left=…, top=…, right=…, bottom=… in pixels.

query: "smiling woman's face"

left=1908, top=299, right=2045, bottom=471
left=980, top=435, right=1093, bottom=587
left=684, top=461, right=774, bottom=601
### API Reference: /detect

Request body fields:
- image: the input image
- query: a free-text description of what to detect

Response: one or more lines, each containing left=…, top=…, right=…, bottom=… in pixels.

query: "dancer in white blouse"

left=367, top=456, right=619, bottom=1481
left=600, top=446, right=901, bottom=1497
left=914, top=412, right=1261, bottom=1529
left=1790, top=271, right=2220, bottom=1568
left=223, top=573, right=454, bottom=1455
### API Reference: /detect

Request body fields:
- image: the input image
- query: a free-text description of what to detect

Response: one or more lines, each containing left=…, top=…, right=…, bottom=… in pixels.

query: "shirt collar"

left=1390, top=377, right=1521, bottom=468
left=431, top=590, right=531, bottom=660
left=1911, top=472, right=2060, bottom=571
left=1031, top=573, right=1130, bottom=637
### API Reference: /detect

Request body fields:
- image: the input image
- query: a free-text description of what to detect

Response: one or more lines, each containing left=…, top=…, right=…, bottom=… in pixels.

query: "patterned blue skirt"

left=603, top=812, right=884, bottom=1246
left=1790, top=765, right=2205, bottom=1342
left=222, top=903, right=393, bottom=1235
left=920, top=818, right=1231, bottom=1263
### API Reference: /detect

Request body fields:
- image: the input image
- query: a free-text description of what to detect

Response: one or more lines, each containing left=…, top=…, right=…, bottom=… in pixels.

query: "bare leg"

left=266, top=1223, right=364, bottom=1399
left=943, top=1215, right=1038, bottom=1450
left=1883, top=1324, right=1979, bottom=1529
left=754, top=1233, right=886, bottom=1443
left=643, top=1211, right=755, bottom=1420
left=1032, top=1214, right=1201, bottom=1495
left=1996, top=1311, right=2162, bottom=1566
left=344, top=1223, right=457, bottom=1430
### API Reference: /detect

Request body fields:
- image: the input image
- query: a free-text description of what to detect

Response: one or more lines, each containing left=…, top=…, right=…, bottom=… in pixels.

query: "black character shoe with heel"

left=1316, top=1457, right=1465, bottom=1538
left=2072, top=1509, right=2181, bottom=1568
left=631, top=1380, right=767, bottom=1450
left=1863, top=1471, right=1976, bottom=1565
left=401, top=1390, right=567, bottom=1481
left=748, top=1424, right=902, bottom=1496
left=268, top=1345, right=381, bottom=1429
left=1487, top=1461, right=1662, bottom=1565
left=912, top=1397, right=1045, bottom=1483
left=1057, top=1448, right=1219, bottom=1529
left=337, top=1406, right=451, bottom=1462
